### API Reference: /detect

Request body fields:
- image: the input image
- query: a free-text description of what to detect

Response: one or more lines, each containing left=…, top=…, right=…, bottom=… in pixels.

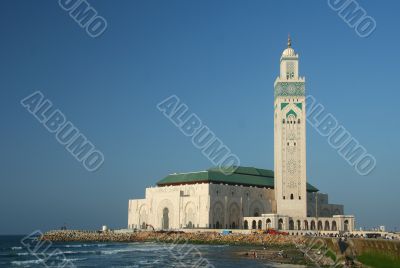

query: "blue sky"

left=1, top=0, right=399, bottom=234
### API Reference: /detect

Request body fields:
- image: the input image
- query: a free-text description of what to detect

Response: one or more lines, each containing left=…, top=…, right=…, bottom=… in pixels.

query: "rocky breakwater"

left=41, top=230, right=306, bottom=247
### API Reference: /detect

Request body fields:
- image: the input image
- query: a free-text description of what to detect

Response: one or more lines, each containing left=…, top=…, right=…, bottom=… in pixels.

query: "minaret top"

left=282, top=35, right=296, bottom=57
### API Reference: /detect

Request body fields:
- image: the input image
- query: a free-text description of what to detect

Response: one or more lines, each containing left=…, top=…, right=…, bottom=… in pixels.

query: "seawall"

left=41, top=230, right=306, bottom=247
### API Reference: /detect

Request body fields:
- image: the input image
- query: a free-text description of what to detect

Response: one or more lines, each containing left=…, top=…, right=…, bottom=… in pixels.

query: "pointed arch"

left=212, top=201, right=224, bottom=229
left=184, top=202, right=197, bottom=228
left=228, top=202, right=240, bottom=229
left=249, top=200, right=265, bottom=217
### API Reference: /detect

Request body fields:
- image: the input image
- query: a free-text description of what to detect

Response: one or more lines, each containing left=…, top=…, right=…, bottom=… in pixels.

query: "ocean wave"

left=16, top=252, right=29, bottom=256
left=100, top=246, right=169, bottom=255
left=11, top=247, right=22, bottom=250
left=62, top=250, right=100, bottom=255
left=64, top=257, right=87, bottom=262
left=101, top=248, right=132, bottom=255
left=11, top=257, right=87, bottom=266
left=64, top=244, right=83, bottom=248
left=64, top=243, right=107, bottom=248
left=11, top=259, right=43, bottom=266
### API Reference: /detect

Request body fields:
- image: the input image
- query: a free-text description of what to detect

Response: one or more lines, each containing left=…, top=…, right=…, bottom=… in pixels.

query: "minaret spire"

left=287, top=34, right=291, bottom=48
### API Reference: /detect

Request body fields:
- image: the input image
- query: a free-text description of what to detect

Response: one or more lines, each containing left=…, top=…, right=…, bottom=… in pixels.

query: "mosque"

left=128, top=38, right=355, bottom=234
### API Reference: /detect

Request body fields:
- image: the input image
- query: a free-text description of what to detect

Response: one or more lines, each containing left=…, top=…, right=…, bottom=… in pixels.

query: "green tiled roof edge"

left=156, top=166, right=318, bottom=192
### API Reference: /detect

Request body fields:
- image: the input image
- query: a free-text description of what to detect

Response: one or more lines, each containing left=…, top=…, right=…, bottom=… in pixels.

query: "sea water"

left=0, top=235, right=305, bottom=267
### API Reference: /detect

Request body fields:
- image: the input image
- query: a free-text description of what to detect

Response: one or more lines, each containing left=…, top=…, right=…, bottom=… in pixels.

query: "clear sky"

left=1, top=0, right=399, bottom=234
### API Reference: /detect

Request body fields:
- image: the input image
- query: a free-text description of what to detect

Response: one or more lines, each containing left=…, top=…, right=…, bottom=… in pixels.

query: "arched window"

left=244, top=220, right=248, bottom=229
left=311, top=220, right=316, bottom=230
left=298, top=119, right=301, bottom=124
left=278, top=219, right=284, bottom=230
left=290, top=194, right=294, bottom=200
left=289, top=220, right=294, bottom=230
left=344, top=220, right=349, bottom=231
left=252, top=220, right=257, bottom=229
left=266, top=218, right=271, bottom=229
left=258, top=220, right=262, bottom=230
left=325, top=221, right=330, bottom=231
left=318, top=221, right=323, bottom=231
left=282, top=119, right=285, bottom=124
left=304, top=220, right=309, bottom=230
left=332, top=221, right=337, bottom=231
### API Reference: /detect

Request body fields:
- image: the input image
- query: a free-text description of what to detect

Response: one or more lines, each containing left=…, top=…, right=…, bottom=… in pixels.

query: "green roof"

left=157, top=166, right=319, bottom=192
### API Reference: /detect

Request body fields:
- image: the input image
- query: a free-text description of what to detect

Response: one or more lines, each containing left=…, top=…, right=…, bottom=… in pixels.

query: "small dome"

left=282, top=47, right=295, bottom=57
left=282, top=34, right=296, bottom=57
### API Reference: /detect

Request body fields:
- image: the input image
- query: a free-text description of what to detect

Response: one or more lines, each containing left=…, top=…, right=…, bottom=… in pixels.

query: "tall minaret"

left=274, top=36, right=307, bottom=218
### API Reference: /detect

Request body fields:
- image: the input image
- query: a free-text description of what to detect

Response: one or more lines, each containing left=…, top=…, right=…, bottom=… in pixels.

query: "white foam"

left=100, top=246, right=169, bottom=255
left=11, top=259, right=43, bottom=265
left=64, top=243, right=107, bottom=248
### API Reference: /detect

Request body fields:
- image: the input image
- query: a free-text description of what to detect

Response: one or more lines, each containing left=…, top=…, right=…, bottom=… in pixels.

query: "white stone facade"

left=128, top=183, right=276, bottom=230
left=128, top=183, right=351, bottom=231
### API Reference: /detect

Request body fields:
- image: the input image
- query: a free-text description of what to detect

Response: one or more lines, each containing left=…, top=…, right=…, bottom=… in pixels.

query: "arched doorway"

left=278, top=219, right=284, bottom=230
left=311, top=220, right=316, bottom=230
left=325, top=221, right=330, bottom=231
left=332, top=221, right=337, bottom=231
left=318, top=221, right=323, bottom=231
left=297, top=220, right=301, bottom=230
left=289, top=220, right=294, bottom=230
left=162, top=208, right=169, bottom=229
left=244, top=220, right=248, bottom=229
left=252, top=220, right=257, bottom=229
left=250, top=200, right=264, bottom=217
left=266, top=218, right=271, bottom=229
left=213, top=202, right=224, bottom=230
left=344, top=220, right=349, bottom=231
left=184, top=202, right=196, bottom=228
left=228, top=202, right=240, bottom=229
left=139, top=205, right=148, bottom=229
left=258, top=220, right=262, bottom=230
